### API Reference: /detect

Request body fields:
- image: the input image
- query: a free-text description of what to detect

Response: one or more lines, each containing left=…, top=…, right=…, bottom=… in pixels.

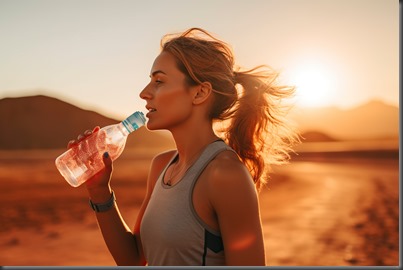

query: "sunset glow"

left=285, top=59, right=338, bottom=108
left=0, top=0, right=398, bottom=117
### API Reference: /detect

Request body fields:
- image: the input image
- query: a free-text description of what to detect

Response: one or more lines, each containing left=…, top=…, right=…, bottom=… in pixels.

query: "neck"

left=169, top=119, right=219, bottom=166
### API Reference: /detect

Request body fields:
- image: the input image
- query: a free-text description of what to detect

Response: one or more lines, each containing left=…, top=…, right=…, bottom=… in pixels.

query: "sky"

left=0, top=0, right=399, bottom=120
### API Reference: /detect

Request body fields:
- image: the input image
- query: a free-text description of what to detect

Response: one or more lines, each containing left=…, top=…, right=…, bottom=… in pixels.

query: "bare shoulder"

left=146, top=150, right=176, bottom=190
left=151, top=149, right=177, bottom=170
left=203, top=151, right=257, bottom=207
left=207, top=151, right=255, bottom=190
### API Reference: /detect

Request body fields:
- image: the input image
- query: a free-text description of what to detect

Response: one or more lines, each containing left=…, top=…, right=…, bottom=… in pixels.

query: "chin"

left=146, top=123, right=157, bottom=131
left=146, top=121, right=164, bottom=131
left=146, top=117, right=179, bottom=132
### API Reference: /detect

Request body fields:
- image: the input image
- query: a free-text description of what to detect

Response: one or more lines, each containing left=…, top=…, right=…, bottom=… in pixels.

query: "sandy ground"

left=261, top=159, right=399, bottom=266
left=0, top=148, right=399, bottom=266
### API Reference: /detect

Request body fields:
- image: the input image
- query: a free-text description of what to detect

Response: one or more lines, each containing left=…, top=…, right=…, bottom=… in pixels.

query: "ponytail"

left=221, top=66, right=299, bottom=190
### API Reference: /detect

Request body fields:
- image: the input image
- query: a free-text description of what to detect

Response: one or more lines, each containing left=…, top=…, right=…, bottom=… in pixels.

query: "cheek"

left=147, top=88, right=193, bottom=129
left=162, top=97, right=193, bottom=121
left=158, top=85, right=192, bottom=111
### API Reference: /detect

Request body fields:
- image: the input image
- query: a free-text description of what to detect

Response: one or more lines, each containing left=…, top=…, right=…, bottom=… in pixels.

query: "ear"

left=192, top=82, right=213, bottom=105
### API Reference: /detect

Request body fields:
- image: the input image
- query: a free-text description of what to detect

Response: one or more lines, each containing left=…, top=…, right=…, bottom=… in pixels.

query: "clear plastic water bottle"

left=55, top=111, right=146, bottom=187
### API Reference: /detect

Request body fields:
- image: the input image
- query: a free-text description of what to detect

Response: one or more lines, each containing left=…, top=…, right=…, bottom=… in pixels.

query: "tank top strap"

left=186, top=140, right=236, bottom=187
left=158, top=140, right=235, bottom=190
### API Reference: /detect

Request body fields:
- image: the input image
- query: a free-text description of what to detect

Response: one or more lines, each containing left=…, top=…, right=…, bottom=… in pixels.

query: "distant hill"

left=0, top=95, right=398, bottom=149
left=290, top=100, right=399, bottom=140
left=300, top=131, right=338, bottom=142
left=0, top=95, right=175, bottom=150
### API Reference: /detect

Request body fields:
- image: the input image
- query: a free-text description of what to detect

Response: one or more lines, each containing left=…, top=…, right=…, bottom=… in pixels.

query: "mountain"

left=290, top=100, right=399, bottom=140
left=300, top=131, right=338, bottom=142
left=0, top=95, right=398, bottom=149
left=0, top=95, right=175, bottom=150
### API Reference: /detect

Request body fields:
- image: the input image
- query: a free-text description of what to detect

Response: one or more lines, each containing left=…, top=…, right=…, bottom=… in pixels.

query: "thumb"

left=102, top=152, right=113, bottom=173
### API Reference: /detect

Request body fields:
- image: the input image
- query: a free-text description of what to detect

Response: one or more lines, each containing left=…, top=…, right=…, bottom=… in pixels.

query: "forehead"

left=150, top=51, right=179, bottom=74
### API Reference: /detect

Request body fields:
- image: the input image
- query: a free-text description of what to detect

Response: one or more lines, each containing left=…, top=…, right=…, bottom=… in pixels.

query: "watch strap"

left=89, top=191, right=116, bottom=212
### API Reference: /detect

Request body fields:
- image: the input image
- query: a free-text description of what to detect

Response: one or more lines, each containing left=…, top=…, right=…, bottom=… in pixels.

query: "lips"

left=145, top=105, right=157, bottom=117
left=146, top=106, right=156, bottom=112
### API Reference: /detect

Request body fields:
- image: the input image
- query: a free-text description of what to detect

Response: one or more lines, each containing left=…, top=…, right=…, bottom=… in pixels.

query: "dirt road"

left=260, top=159, right=399, bottom=266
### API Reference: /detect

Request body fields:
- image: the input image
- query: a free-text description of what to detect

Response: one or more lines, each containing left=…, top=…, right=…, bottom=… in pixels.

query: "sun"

left=284, top=59, right=337, bottom=108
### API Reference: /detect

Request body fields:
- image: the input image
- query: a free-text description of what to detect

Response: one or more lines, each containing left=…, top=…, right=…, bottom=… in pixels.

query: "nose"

left=139, top=83, right=152, bottom=100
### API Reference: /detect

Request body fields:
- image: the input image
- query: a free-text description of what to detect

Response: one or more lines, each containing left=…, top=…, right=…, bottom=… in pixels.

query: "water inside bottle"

left=56, top=130, right=108, bottom=187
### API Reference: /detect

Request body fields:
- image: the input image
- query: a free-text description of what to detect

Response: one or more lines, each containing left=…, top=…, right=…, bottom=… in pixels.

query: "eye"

left=155, top=79, right=163, bottom=84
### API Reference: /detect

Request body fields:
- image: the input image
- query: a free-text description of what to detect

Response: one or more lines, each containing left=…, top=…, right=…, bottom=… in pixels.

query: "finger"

left=67, top=139, right=77, bottom=149
left=102, top=152, right=113, bottom=174
left=77, top=129, right=93, bottom=142
left=92, top=126, right=100, bottom=133
left=77, top=134, right=85, bottom=142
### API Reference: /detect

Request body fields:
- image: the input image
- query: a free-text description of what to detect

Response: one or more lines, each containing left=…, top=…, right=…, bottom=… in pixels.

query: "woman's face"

left=140, top=51, right=196, bottom=131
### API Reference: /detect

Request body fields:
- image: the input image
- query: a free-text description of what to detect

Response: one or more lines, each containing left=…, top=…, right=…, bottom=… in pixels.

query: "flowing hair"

left=161, top=28, right=299, bottom=190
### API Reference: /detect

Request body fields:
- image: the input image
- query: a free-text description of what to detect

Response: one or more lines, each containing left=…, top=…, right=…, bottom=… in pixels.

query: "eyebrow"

left=150, top=70, right=167, bottom=77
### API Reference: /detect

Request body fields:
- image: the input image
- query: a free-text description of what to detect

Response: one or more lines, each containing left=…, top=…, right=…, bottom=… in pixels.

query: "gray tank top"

left=140, top=140, right=235, bottom=266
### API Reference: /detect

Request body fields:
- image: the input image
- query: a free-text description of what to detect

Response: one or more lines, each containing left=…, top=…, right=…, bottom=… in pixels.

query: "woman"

left=69, top=28, right=298, bottom=266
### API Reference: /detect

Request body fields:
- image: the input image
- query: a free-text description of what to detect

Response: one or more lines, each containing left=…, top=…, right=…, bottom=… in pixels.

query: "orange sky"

left=0, top=0, right=398, bottom=119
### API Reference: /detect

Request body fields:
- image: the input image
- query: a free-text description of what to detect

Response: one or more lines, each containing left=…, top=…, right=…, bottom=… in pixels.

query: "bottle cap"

left=122, top=111, right=146, bottom=132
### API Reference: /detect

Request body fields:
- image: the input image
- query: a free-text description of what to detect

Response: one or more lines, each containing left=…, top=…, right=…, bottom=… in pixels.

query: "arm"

left=71, top=127, right=175, bottom=265
left=208, top=155, right=266, bottom=266
left=67, top=127, right=142, bottom=265
left=86, top=154, right=143, bottom=265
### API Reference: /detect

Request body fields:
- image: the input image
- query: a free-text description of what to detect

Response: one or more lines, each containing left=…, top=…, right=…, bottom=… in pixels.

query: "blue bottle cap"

left=122, top=111, right=146, bottom=132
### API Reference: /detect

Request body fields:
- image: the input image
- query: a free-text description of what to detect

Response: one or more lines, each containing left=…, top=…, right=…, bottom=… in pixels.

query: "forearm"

left=94, top=204, right=142, bottom=265
left=89, top=188, right=143, bottom=266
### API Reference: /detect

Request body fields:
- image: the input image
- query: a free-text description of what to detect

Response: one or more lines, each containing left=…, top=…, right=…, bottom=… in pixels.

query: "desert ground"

left=0, top=143, right=399, bottom=266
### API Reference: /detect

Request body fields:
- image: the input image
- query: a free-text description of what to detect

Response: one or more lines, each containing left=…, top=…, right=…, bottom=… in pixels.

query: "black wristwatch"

left=89, top=191, right=116, bottom=212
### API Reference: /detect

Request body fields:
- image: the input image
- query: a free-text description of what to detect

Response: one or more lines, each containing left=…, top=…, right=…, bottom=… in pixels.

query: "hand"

left=67, top=126, right=101, bottom=149
left=67, top=127, right=113, bottom=193
left=85, top=150, right=113, bottom=191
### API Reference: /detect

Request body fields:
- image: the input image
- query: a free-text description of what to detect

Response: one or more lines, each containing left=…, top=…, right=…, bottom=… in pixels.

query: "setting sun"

left=284, top=59, right=338, bottom=108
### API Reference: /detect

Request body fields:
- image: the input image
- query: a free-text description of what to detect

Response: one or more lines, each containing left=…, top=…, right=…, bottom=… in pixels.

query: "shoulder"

left=146, top=150, right=177, bottom=190
left=203, top=150, right=258, bottom=204
left=206, top=150, right=255, bottom=188
left=150, top=149, right=177, bottom=170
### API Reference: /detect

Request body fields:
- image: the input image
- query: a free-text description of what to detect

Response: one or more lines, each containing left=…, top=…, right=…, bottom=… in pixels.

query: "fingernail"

left=103, top=152, right=109, bottom=158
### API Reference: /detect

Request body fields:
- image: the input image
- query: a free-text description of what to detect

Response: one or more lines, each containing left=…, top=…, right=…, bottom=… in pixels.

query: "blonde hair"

left=161, top=28, right=299, bottom=190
